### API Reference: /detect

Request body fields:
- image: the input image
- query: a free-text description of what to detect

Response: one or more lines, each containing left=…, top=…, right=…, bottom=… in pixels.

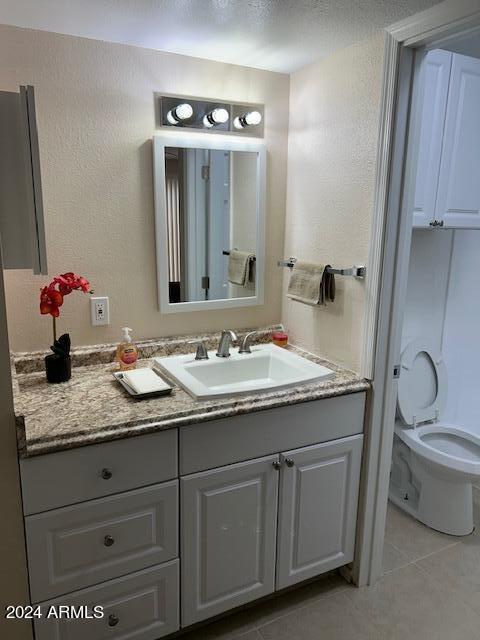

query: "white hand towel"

left=287, top=261, right=336, bottom=306
left=228, top=249, right=256, bottom=286
left=122, top=368, right=171, bottom=394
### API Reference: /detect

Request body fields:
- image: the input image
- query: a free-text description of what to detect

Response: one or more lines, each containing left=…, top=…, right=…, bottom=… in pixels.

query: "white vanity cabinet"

left=21, top=430, right=180, bottom=640
left=33, top=562, right=180, bottom=640
left=276, top=436, right=363, bottom=589
left=20, top=391, right=366, bottom=638
left=181, top=455, right=279, bottom=626
left=412, top=50, right=480, bottom=229
left=25, top=481, right=178, bottom=601
left=181, top=432, right=364, bottom=626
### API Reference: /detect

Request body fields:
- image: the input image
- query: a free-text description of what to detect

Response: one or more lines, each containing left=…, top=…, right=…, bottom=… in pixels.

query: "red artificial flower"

left=39, top=273, right=91, bottom=319
left=40, top=285, right=64, bottom=317
left=53, top=272, right=91, bottom=295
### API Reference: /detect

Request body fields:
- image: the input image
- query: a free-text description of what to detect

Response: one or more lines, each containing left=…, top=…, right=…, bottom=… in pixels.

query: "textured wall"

left=281, top=33, right=385, bottom=374
left=0, top=24, right=289, bottom=352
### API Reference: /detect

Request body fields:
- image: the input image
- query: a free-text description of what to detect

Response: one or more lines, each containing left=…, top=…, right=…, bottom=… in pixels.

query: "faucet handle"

left=188, top=340, right=209, bottom=361
left=239, top=331, right=257, bottom=354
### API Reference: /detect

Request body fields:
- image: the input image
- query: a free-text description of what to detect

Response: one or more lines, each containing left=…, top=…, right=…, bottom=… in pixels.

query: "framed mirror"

left=153, top=134, right=266, bottom=313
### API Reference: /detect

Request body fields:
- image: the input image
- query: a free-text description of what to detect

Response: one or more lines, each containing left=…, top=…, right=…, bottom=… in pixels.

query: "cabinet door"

left=411, top=49, right=452, bottom=228
left=276, top=435, right=363, bottom=590
left=435, top=53, right=480, bottom=228
left=181, top=455, right=278, bottom=626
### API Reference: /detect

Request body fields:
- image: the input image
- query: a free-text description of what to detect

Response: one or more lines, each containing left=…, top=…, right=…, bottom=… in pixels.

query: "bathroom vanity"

left=13, top=335, right=368, bottom=639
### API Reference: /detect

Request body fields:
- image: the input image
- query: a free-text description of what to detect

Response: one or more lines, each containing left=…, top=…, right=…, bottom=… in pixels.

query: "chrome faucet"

left=238, top=331, right=257, bottom=354
left=216, top=330, right=237, bottom=358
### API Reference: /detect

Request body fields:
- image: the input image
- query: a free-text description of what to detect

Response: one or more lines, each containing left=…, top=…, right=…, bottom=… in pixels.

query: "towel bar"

left=277, top=257, right=366, bottom=278
left=223, top=250, right=256, bottom=261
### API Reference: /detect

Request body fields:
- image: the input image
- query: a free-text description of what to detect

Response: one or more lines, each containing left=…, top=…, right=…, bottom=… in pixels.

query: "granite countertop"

left=13, top=328, right=370, bottom=458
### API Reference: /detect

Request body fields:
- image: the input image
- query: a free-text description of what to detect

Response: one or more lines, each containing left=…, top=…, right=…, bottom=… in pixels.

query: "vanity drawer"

left=20, top=429, right=178, bottom=514
left=34, top=560, right=179, bottom=640
left=180, top=392, right=366, bottom=474
left=26, top=481, right=178, bottom=602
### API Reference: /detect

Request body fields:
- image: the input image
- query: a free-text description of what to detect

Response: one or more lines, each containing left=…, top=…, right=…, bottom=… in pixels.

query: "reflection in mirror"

left=164, top=146, right=258, bottom=304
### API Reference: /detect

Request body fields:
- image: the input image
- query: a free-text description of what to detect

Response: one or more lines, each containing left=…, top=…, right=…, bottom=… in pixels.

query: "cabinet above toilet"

left=411, top=49, right=480, bottom=229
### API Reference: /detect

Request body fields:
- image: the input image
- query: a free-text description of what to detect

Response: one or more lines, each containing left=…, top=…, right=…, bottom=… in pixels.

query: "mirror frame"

left=153, top=133, right=266, bottom=313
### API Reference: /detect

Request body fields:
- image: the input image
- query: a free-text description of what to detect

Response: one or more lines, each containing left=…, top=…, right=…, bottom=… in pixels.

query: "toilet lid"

left=397, top=339, right=447, bottom=426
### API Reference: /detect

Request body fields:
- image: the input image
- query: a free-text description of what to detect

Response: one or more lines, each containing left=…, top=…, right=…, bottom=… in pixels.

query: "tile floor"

left=181, top=501, right=480, bottom=640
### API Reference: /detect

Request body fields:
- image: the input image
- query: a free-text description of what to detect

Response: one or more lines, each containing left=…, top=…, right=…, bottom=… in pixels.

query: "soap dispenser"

left=116, top=327, right=138, bottom=371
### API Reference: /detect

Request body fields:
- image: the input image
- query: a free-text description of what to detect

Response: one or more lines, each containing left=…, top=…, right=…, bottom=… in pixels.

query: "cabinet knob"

left=272, top=460, right=282, bottom=470
left=108, top=614, right=119, bottom=627
left=104, top=535, right=115, bottom=547
left=101, top=468, right=112, bottom=480
left=285, top=458, right=295, bottom=468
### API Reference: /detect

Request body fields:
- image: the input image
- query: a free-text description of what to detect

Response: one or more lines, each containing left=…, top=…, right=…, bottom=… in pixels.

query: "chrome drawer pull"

left=101, top=468, right=112, bottom=480
left=285, top=458, right=295, bottom=468
left=104, top=535, right=115, bottom=547
left=272, top=460, right=282, bottom=470
left=108, top=613, right=119, bottom=627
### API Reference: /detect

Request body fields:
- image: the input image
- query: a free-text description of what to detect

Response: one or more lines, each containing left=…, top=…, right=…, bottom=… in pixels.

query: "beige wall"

left=281, top=33, right=385, bottom=373
left=0, top=25, right=289, bottom=352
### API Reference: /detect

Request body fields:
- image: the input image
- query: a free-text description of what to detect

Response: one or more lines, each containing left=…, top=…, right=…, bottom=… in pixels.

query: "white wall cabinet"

left=412, top=50, right=480, bottom=229
left=181, top=455, right=279, bottom=626
left=436, top=54, right=480, bottom=228
left=411, top=49, right=452, bottom=228
left=181, top=434, right=363, bottom=625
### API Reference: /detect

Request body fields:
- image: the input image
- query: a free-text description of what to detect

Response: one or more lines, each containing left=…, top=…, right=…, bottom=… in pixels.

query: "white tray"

left=113, top=369, right=174, bottom=399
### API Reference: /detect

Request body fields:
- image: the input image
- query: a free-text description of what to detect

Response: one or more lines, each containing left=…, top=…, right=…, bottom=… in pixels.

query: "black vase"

left=45, top=353, right=72, bottom=383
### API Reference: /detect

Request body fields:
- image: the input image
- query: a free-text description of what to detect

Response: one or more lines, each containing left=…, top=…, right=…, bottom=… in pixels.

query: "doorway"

left=356, top=1, right=480, bottom=587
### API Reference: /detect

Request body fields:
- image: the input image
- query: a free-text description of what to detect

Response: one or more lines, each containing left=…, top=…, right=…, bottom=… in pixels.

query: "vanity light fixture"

left=166, top=102, right=194, bottom=125
left=234, top=110, right=262, bottom=129
left=159, top=95, right=264, bottom=136
left=203, top=107, right=229, bottom=128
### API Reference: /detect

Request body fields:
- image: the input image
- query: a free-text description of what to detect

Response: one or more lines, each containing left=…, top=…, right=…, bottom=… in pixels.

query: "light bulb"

left=234, top=110, right=262, bottom=129
left=166, top=102, right=193, bottom=124
left=204, top=107, right=229, bottom=127
left=244, top=110, right=262, bottom=126
left=211, top=108, right=229, bottom=124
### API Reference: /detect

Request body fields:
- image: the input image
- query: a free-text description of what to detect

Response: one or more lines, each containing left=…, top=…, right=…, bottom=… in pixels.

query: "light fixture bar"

left=159, top=96, right=264, bottom=137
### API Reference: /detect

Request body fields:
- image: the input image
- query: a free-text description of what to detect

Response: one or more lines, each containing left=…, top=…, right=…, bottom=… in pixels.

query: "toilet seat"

left=397, top=339, right=447, bottom=426
left=395, top=423, right=480, bottom=476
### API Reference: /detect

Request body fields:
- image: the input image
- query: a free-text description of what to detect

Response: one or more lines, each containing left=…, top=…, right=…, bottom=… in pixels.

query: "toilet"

left=390, top=338, right=480, bottom=536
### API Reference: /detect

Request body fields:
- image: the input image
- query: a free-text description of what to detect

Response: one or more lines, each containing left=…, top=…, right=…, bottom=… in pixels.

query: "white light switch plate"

left=90, top=296, right=109, bottom=326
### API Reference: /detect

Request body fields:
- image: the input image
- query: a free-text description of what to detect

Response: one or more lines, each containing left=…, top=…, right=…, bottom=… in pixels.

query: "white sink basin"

left=155, top=343, right=334, bottom=400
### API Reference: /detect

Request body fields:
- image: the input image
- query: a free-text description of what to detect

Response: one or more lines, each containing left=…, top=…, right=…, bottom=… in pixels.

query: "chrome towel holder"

left=277, top=257, right=366, bottom=278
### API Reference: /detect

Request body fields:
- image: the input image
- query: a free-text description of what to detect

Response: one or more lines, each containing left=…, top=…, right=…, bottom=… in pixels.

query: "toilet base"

left=390, top=439, right=474, bottom=536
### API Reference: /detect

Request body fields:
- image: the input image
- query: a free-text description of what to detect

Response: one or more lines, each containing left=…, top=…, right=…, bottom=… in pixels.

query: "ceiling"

left=0, top=0, right=442, bottom=73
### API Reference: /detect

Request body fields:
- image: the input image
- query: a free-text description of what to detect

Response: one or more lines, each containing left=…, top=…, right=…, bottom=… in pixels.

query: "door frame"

left=356, top=0, right=480, bottom=586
